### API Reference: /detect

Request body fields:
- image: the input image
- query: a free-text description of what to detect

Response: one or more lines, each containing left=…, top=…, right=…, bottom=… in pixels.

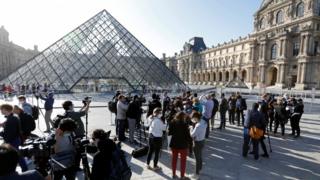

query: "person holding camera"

left=39, top=92, right=55, bottom=132
left=0, top=104, right=28, bottom=172
left=62, top=100, right=90, bottom=171
left=0, top=144, right=44, bottom=180
left=52, top=118, right=77, bottom=180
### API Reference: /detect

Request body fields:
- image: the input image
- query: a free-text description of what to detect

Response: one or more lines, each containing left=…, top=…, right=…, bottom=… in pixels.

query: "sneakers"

left=146, top=164, right=152, bottom=170
left=189, top=173, right=200, bottom=179
left=172, top=175, right=179, bottom=179
left=153, top=166, right=162, bottom=171
left=261, top=153, right=269, bottom=158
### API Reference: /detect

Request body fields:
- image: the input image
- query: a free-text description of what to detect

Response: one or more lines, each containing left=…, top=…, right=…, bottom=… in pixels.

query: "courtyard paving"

left=0, top=94, right=319, bottom=180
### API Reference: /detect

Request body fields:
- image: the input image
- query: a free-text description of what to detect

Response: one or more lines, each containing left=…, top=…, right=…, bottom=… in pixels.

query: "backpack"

left=53, top=114, right=68, bottom=128
left=241, top=99, right=247, bottom=110
left=110, top=143, right=132, bottom=180
left=108, top=101, right=117, bottom=113
left=21, top=114, right=36, bottom=133
left=32, top=106, right=39, bottom=120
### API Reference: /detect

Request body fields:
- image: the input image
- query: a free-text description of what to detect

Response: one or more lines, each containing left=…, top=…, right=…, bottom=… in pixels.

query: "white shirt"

left=191, top=119, right=207, bottom=141
left=148, top=116, right=166, bottom=137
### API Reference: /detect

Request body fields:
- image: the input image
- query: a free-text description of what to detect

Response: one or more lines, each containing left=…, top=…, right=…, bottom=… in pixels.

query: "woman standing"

left=190, top=112, right=206, bottom=179
left=146, top=108, right=166, bottom=170
left=169, top=112, right=192, bottom=179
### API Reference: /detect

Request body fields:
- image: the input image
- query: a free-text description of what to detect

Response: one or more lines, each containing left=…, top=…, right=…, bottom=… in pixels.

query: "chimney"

left=34, top=45, right=38, bottom=51
left=162, top=53, right=166, bottom=59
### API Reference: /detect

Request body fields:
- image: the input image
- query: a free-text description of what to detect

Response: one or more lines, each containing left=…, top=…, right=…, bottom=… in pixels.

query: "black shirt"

left=168, top=120, right=192, bottom=149
left=1, top=114, right=21, bottom=143
left=0, top=170, right=44, bottom=180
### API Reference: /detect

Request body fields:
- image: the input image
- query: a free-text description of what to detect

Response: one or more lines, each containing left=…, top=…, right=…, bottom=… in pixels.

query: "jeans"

left=202, top=117, right=210, bottom=138
left=242, top=128, right=250, bottom=157
left=45, top=109, right=53, bottom=131
left=219, top=111, right=226, bottom=128
left=210, top=112, right=216, bottom=129
left=291, top=115, right=301, bottom=136
left=127, top=118, right=136, bottom=142
left=171, top=148, right=188, bottom=177
left=117, top=119, right=127, bottom=141
left=228, top=109, right=235, bottom=124
left=147, top=136, right=162, bottom=167
left=194, top=141, right=205, bottom=174
left=236, top=109, right=244, bottom=125
left=274, top=119, right=285, bottom=136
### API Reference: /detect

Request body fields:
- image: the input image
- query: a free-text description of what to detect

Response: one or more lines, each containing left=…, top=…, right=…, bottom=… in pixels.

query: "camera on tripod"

left=82, top=96, right=92, bottom=106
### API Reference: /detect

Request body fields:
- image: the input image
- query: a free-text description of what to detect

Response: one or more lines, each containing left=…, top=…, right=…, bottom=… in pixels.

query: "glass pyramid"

left=0, top=10, right=187, bottom=92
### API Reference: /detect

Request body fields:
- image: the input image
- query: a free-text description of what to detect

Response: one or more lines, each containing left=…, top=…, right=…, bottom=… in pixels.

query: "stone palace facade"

left=0, top=26, right=38, bottom=80
left=162, top=0, right=320, bottom=90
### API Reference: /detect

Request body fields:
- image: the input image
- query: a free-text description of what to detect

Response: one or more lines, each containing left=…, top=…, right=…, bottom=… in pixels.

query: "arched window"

left=260, top=17, right=266, bottom=29
left=271, top=44, right=277, bottom=60
left=296, top=2, right=304, bottom=17
left=276, top=10, right=284, bottom=24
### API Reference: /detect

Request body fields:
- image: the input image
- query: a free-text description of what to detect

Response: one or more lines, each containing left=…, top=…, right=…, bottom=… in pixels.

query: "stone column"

left=300, top=63, right=307, bottom=83
left=259, top=42, right=266, bottom=61
left=260, top=65, right=266, bottom=83
left=280, top=64, right=286, bottom=84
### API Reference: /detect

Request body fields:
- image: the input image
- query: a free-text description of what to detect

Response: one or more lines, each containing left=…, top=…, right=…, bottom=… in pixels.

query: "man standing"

left=127, top=95, right=143, bottom=144
left=62, top=100, right=90, bottom=171
left=40, top=92, right=54, bottom=132
left=147, top=94, right=162, bottom=118
left=116, top=95, right=129, bottom=141
left=0, top=104, right=28, bottom=172
left=18, top=95, right=33, bottom=116
left=199, top=94, right=214, bottom=138
left=236, top=94, right=246, bottom=126
left=210, top=93, right=219, bottom=130
left=218, top=93, right=228, bottom=129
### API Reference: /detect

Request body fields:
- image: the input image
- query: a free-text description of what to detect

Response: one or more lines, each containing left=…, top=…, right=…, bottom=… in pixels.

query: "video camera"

left=19, top=134, right=56, bottom=177
left=82, top=96, right=92, bottom=106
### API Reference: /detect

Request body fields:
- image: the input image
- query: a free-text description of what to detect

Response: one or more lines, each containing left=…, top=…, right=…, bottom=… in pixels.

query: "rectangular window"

left=314, top=41, right=319, bottom=55
left=293, top=42, right=300, bottom=56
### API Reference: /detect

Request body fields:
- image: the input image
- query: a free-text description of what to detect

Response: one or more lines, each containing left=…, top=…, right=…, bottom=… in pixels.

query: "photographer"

left=52, top=118, right=77, bottom=180
left=0, top=144, right=44, bottom=180
left=90, top=129, right=116, bottom=180
left=0, top=104, right=28, bottom=172
left=39, top=92, right=55, bottom=132
left=13, top=105, right=35, bottom=143
left=62, top=100, right=90, bottom=171
left=18, top=95, right=33, bottom=116
left=126, top=95, right=143, bottom=144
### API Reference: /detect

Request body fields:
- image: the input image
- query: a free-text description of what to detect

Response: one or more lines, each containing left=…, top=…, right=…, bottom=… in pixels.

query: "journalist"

left=0, top=104, right=28, bottom=172
left=62, top=100, right=90, bottom=171
left=52, top=118, right=77, bottom=180
left=0, top=144, right=44, bottom=180
left=90, top=129, right=116, bottom=180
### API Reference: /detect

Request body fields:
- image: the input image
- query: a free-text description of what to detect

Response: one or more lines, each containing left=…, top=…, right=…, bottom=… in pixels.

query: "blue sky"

left=0, top=0, right=261, bottom=58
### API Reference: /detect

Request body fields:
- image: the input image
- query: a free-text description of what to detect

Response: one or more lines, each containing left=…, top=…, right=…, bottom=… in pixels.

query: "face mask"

left=157, top=114, right=162, bottom=119
left=69, top=105, right=74, bottom=111
left=191, top=118, right=198, bottom=123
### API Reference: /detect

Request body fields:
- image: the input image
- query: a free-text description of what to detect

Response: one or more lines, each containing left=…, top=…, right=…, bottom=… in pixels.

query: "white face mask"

left=191, top=118, right=198, bottom=123
left=157, top=114, right=162, bottom=119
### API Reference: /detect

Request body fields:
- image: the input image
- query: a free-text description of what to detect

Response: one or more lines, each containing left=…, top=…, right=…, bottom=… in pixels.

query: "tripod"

left=266, top=126, right=272, bottom=153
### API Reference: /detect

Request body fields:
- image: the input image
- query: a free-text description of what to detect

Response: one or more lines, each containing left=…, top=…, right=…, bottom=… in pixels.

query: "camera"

left=82, top=96, right=92, bottom=105
left=19, top=135, right=56, bottom=177
left=75, top=138, right=98, bottom=154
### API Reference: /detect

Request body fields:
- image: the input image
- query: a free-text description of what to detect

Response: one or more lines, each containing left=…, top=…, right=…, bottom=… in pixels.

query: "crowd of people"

left=111, top=90, right=305, bottom=179
left=0, top=88, right=306, bottom=180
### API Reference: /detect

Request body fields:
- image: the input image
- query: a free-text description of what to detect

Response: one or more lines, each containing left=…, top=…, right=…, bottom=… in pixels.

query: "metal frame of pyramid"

left=1, top=10, right=187, bottom=92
